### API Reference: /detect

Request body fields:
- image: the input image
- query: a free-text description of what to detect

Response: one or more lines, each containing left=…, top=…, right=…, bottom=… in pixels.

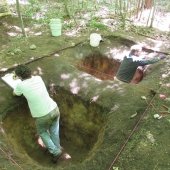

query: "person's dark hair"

left=129, top=49, right=137, bottom=56
left=129, top=45, right=142, bottom=56
left=15, top=65, right=31, bottom=79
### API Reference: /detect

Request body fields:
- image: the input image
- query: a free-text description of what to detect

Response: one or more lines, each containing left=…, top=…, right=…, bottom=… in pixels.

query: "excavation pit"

left=77, top=52, right=120, bottom=80
left=77, top=49, right=155, bottom=83
left=3, top=87, right=106, bottom=167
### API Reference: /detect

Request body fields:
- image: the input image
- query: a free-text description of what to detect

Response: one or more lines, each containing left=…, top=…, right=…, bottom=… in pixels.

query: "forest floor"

left=0, top=5, right=170, bottom=170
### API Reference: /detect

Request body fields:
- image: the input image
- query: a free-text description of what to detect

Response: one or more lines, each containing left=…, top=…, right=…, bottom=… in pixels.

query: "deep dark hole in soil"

left=77, top=51, right=120, bottom=80
left=3, top=87, right=107, bottom=167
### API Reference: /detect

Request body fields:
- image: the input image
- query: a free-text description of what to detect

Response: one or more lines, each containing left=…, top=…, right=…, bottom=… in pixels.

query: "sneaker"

left=52, top=152, right=62, bottom=163
left=52, top=152, right=71, bottom=163
left=60, top=152, right=71, bottom=160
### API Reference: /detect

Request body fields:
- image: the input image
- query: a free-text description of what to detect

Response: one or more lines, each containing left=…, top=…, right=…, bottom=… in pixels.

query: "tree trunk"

left=118, top=0, right=122, bottom=15
left=63, top=0, right=78, bottom=26
left=144, top=0, right=153, bottom=9
left=129, top=0, right=132, bottom=17
left=136, top=0, right=142, bottom=18
left=149, top=0, right=156, bottom=28
left=115, top=0, right=118, bottom=15
left=138, top=0, right=145, bottom=21
left=63, top=0, right=71, bottom=18
left=146, top=6, right=153, bottom=26
left=16, top=0, right=27, bottom=37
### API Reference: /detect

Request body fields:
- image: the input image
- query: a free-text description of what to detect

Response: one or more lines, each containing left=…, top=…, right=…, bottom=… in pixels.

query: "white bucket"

left=49, top=19, right=62, bottom=36
left=90, top=33, right=102, bottom=47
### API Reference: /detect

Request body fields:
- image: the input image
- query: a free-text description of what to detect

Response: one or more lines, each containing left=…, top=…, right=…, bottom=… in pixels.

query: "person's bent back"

left=116, top=45, right=166, bottom=83
left=13, top=65, right=63, bottom=163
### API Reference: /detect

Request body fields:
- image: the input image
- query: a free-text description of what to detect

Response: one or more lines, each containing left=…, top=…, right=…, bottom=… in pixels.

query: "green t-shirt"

left=14, top=76, right=57, bottom=118
left=116, top=55, right=160, bottom=83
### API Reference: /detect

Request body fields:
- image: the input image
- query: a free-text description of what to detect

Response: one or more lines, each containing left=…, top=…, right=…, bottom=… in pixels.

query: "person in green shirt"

left=13, top=65, right=64, bottom=163
left=116, top=45, right=166, bottom=83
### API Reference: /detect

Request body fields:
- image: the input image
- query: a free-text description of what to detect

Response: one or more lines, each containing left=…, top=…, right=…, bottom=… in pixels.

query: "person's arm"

left=137, top=54, right=166, bottom=66
left=13, top=84, right=23, bottom=96
left=13, top=91, right=17, bottom=96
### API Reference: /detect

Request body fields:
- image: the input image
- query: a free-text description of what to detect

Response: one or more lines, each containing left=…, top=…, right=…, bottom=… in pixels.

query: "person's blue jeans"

left=35, top=107, right=62, bottom=156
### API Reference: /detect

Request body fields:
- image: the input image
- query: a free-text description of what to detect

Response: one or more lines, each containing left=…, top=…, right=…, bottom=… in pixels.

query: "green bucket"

left=49, top=19, right=62, bottom=36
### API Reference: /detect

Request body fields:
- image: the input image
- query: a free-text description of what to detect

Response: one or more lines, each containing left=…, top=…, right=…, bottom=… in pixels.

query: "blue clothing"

left=35, top=107, right=62, bottom=156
